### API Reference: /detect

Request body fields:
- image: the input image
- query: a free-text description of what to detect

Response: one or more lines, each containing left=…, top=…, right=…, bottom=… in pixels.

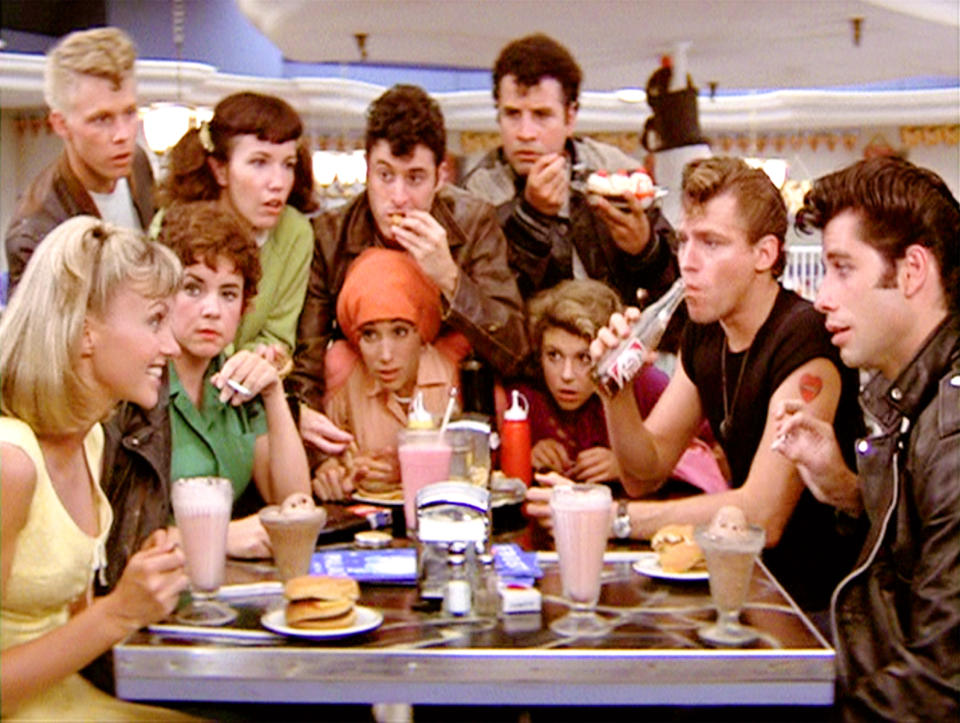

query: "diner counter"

left=114, top=539, right=834, bottom=707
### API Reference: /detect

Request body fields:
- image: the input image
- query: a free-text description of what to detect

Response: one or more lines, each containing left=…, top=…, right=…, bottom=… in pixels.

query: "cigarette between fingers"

left=226, top=378, right=252, bottom=396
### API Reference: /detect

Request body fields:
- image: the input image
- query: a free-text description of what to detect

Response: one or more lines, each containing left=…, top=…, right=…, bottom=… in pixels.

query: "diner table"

left=114, top=506, right=835, bottom=708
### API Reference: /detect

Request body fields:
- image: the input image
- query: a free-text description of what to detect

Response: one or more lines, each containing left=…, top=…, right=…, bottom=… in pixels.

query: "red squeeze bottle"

left=501, top=390, right=532, bottom=485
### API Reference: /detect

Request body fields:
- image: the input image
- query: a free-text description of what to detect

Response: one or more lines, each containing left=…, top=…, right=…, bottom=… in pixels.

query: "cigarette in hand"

left=226, top=378, right=252, bottom=396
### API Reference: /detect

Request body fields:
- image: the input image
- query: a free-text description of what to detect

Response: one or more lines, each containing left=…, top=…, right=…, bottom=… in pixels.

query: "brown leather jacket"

left=4, top=147, right=155, bottom=290
left=290, top=185, right=529, bottom=412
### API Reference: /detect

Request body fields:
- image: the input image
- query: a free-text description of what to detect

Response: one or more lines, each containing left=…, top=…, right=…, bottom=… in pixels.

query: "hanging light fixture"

left=142, top=0, right=206, bottom=154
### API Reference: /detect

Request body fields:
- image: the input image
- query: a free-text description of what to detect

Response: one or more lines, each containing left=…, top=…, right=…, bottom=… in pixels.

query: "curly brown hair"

left=493, top=34, right=582, bottom=108
left=797, top=157, right=959, bottom=311
left=157, top=92, right=316, bottom=213
left=365, top=84, right=446, bottom=166
left=682, top=156, right=788, bottom=277
left=157, top=201, right=262, bottom=314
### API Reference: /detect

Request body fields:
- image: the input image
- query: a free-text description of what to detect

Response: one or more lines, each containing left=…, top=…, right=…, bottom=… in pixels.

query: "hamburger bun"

left=651, top=524, right=705, bottom=573
left=289, top=607, right=357, bottom=630
left=355, top=484, right=403, bottom=502
left=658, top=540, right=705, bottom=573
left=286, top=596, right=354, bottom=623
left=285, top=575, right=360, bottom=602
left=355, top=476, right=402, bottom=495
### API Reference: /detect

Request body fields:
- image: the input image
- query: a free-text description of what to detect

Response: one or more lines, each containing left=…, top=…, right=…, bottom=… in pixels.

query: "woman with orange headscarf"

left=313, top=248, right=458, bottom=500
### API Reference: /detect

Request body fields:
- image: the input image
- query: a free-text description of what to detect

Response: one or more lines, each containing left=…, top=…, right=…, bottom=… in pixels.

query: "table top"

left=114, top=539, right=834, bottom=707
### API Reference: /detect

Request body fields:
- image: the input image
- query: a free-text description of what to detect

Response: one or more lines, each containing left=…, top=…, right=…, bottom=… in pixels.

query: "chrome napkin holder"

left=415, top=481, right=490, bottom=599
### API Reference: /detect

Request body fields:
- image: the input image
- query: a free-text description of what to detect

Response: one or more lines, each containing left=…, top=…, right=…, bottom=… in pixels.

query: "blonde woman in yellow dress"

left=0, top=217, right=194, bottom=720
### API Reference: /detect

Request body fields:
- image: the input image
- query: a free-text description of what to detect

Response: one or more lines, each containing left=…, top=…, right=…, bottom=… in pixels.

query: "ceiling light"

left=141, top=0, right=204, bottom=154
left=615, top=88, right=646, bottom=104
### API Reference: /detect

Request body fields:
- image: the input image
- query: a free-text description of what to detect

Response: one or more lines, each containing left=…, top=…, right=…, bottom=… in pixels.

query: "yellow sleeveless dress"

left=0, top=417, right=194, bottom=721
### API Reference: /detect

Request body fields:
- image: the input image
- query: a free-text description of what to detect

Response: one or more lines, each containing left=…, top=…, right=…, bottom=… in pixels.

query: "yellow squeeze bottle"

left=407, top=391, right=434, bottom=429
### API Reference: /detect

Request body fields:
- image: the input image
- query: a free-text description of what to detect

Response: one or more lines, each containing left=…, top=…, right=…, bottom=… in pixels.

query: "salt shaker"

left=473, top=552, right=500, bottom=617
left=444, top=553, right=472, bottom=616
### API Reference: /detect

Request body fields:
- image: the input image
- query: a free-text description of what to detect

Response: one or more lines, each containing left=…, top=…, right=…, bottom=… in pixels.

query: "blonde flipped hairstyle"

left=43, top=26, right=136, bottom=112
left=0, top=216, right=181, bottom=434
left=527, top=279, right=623, bottom=351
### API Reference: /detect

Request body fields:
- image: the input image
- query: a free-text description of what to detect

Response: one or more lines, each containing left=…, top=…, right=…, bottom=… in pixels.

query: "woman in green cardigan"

left=156, top=91, right=315, bottom=363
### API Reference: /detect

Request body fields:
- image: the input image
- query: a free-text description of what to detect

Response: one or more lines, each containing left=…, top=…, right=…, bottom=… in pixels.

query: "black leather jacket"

left=461, top=136, right=683, bottom=351
left=833, top=314, right=960, bottom=721
left=95, top=377, right=172, bottom=594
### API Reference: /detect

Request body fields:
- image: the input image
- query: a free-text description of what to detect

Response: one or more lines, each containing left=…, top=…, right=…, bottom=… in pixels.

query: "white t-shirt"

left=89, top=178, right=141, bottom=230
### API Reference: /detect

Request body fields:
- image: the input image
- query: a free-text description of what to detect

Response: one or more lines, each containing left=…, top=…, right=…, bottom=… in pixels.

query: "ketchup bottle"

left=500, top=390, right=532, bottom=485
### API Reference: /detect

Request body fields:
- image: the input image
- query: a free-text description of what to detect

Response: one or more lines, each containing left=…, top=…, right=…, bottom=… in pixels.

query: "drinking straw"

left=439, top=386, right=458, bottom=431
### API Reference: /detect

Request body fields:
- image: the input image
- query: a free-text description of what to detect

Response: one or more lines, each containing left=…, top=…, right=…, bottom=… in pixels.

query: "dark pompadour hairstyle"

left=797, top=156, right=959, bottom=311
left=493, top=33, right=582, bottom=107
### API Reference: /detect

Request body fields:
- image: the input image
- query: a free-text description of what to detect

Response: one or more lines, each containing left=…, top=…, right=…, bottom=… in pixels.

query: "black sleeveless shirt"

left=682, top=287, right=865, bottom=611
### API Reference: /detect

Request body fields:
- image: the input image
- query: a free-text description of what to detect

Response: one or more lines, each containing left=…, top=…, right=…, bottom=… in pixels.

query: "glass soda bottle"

left=593, top=278, right=686, bottom=395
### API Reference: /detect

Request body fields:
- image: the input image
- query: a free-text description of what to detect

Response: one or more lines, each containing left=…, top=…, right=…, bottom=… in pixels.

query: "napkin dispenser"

left=416, top=481, right=490, bottom=599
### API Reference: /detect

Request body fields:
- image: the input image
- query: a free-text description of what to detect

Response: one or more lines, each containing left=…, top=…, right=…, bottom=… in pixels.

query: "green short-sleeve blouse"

left=168, top=356, right=268, bottom=501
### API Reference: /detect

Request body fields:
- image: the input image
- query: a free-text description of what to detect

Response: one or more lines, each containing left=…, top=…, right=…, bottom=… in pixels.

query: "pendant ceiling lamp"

left=141, top=0, right=211, bottom=154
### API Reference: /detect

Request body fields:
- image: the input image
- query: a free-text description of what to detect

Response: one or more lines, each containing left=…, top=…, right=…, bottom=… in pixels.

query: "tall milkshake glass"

left=397, top=428, right=453, bottom=534
left=549, top=483, right=613, bottom=637
left=171, top=476, right=236, bottom=625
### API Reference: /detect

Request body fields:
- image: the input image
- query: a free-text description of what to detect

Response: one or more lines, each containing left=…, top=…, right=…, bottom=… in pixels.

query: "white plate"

left=631, top=551, right=709, bottom=581
left=260, top=605, right=383, bottom=639
left=350, top=493, right=404, bottom=507
left=590, top=186, right=669, bottom=210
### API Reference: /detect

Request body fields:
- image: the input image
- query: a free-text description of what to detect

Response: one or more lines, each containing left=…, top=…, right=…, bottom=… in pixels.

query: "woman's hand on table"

left=351, top=449, right=398, bottom=484
left=105, top=528, right=188, bottom=634
left=532, top=439, right=572, bottom=474
left=569, top=447, right=620, bottom=484
left=226, top=514, right=272, bottom=558
left=312, top=458, right=353, bottom=501
left=524, top=471, right=576, bottom=532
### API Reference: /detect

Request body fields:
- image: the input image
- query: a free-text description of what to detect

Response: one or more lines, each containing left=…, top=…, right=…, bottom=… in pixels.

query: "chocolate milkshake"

left=259, top=493, right=328, bottom=580
left=694, top=505, right=765, bottom=645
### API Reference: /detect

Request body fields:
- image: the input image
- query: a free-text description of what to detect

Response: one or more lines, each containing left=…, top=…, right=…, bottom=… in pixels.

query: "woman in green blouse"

left=158, top=201, right=310, bottom=557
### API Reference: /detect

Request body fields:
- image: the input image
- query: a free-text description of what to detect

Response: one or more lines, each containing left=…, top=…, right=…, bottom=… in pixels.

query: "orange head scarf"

left=336, top=248, right=442, bottom=348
